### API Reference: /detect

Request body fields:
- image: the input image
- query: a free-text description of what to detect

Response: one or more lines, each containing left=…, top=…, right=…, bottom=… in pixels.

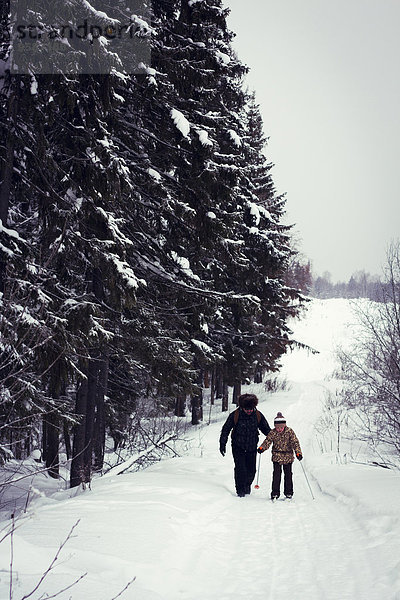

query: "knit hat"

left=274, top=412, right=286, bottom=424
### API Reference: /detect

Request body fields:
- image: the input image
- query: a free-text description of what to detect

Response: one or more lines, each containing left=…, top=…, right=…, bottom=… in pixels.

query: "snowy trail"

left=6, top=401, right=390, bottom=600
left=142, top=418, right=383, bottom=600
left=1, top=299, right=399, bottom=599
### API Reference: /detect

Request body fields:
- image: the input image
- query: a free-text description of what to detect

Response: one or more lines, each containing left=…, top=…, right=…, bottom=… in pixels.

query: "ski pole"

left=254, top=453, right=261, bottom=489
left=300, top=460, right=315, bottom=500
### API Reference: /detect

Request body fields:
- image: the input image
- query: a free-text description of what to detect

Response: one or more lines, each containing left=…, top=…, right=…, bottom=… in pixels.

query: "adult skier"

left=258, top=412, right=302, bottom=500
left=219, top=394, right=271, bottom=497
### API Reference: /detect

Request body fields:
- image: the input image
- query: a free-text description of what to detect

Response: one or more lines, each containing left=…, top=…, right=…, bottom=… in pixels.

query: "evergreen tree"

left=0, top=0, right=305, bottom=479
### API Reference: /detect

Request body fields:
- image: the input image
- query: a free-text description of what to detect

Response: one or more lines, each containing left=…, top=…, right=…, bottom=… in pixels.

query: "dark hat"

left=239, top=393, right=258, bottom=409
left=274, top=412, right=286, bottom=423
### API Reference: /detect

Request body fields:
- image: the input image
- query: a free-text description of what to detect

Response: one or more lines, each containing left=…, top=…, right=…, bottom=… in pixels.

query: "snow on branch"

left=170, top=251, right=200, bottom=281
left=191, top=339, right=213, bottom=354
left=94, top=207, right=133, bottom=248
left=147, top=167, right=162, bottom=181
left=214, top=49, right=230, bottom=65
left=108, top=253, right=146, bottom=290
left=170, top=108, right=190, bottom=138
left=0, top=241, right=15, bottom=258
left=247, top=201, right=261, bottom=226
left=196, top=129, right=213, bottom=147
left=228, top=129, right=241, bottom=147
left=80, top=0, right=120, bottom=25
left=0, top=219, right=20, bottom=241
left=191, top=339, right=224, bottom=361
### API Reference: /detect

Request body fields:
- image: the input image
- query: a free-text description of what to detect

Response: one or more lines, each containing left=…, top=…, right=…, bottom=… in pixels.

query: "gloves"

left=296, top=453, right=303, bottom=461
left=220, top=445, right=226, bottom=457
left=257, top=446, right=265, bottom=454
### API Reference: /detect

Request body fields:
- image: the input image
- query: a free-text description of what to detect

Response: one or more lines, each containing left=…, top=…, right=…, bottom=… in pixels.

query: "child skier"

left=257, top=412, right=302, bottom=500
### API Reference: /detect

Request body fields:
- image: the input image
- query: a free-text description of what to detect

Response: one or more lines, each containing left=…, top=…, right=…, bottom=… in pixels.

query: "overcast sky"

left=226, top=0, right=400, bottom=282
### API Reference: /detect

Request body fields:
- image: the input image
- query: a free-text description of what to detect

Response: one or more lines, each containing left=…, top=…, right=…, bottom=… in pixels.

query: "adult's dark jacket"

left=219, top=408, right=271, bottom=452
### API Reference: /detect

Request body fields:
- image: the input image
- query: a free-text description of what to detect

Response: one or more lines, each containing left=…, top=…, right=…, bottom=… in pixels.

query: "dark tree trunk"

left=191, top=368, right=204, bottom=424
left=43, top=411, right=60, bottom=478
left=91, top=266, right=108, bottom=472
left=70, top=374, right=88, bottom=488
left=14, top=440, right=22, bottom=460
left=42, top=417, right=47, bottom=464
left=215, top=368, right=223, bottom=399
left=42, top=369, right=63, bottom=479
left=198, top=369, right=203, bottom=421
left=174, top=392, right=186, bottom=417
left=204, top=370, right=210, bottom=388
left=254, top=364, right=263, bottom=383
left=210, top=367, right=215, bottom=406
left=222, top=381, right=229, bottom=412
left=24, top=433, right=31, bottom=457
left=83, top=355, right=98, bottom=481
left=191, top=392, right=201, bottom=425
left=63, top=419, right=72, bottom=461
left=93, top=350, right=109, bottom=472
left=233, top=373, right=241, bottom=406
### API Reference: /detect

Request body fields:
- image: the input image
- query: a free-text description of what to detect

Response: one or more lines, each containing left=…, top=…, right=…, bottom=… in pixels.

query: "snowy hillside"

left=1, top=299, right=399, bottom=600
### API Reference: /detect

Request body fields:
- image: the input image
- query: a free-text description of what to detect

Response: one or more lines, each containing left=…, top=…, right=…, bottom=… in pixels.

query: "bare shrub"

left=337, top=242, right=400, bottom=461
left=104, top=398, right=191, bottom=474
left=314, top=390, right=349, bottom=459
left=264, top=376, right=291, bottom=393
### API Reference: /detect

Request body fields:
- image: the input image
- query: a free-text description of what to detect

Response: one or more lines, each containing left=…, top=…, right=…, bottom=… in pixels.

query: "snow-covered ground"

left=1, top=298, right=399, bottom=599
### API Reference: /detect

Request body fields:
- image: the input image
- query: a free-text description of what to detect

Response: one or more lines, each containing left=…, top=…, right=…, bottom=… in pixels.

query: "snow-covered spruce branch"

left=135, top=252, right=263, bottom=303
left=6, top=152, right=76, bottom=272
left=0, top=346, right=64, bottom=404
left=117, top=118, right=189, bottom=153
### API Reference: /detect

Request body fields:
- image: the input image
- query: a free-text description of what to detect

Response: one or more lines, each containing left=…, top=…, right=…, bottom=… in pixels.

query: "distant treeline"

left=311, top=271, right=384, bottom=301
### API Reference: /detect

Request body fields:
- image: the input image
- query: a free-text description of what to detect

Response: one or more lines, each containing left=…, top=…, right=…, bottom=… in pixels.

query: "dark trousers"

left=272, top=462, right=293, bottom=498
left=232, top=447, right=257, bottom=494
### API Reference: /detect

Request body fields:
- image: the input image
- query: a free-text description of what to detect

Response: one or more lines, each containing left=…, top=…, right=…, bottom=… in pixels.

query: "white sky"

left=225, top=0, right=400, bottom=281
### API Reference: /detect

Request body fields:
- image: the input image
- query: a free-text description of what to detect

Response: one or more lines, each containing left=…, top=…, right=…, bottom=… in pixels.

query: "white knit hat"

left=274, top=412, right=286, bottom=424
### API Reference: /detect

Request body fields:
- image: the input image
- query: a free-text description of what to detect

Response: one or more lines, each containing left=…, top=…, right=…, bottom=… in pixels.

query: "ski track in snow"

left=1, top=299, right=400, bottom=600
left=7, top=406, right=394, bottom=600
left=144, top=422, right=383, bottom=600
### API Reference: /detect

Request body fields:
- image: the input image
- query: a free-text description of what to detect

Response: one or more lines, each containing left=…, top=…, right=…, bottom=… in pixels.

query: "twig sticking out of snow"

left=19, top=520, right=86, bottom=600
left=110, top=577, right=136, bottom=600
